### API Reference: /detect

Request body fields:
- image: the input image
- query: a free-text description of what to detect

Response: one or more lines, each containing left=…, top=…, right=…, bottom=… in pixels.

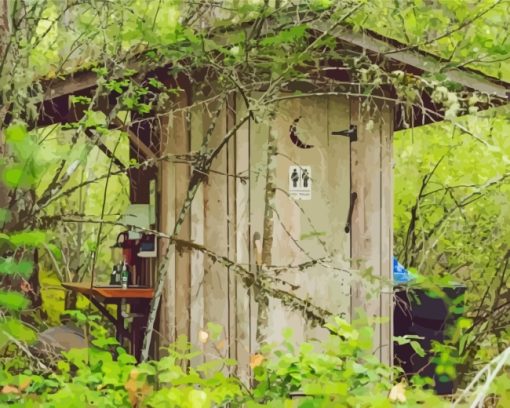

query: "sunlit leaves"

left=260, top=25, right=308, bottom=47
left=9, top=231, right=47, bottom=248
left=0, top=291, right=30, bottom=312
left=351, top=0, right=510, bottom=81
left=0, top=209, right=10, bottom=225
left=1, top=165, right=36, bottom=188
left=5, top=124, right=28, bottom=143
left=0, top=258, right=33, bottom=279
left=0, top=318, right=37, bottom=348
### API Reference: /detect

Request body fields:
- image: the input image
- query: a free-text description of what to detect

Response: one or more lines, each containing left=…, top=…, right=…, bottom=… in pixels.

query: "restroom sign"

left=289, top=165, right=312, bottom=200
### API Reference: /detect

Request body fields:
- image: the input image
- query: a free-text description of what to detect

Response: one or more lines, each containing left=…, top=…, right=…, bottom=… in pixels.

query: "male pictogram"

left=291, top=168, right=300, bottom=188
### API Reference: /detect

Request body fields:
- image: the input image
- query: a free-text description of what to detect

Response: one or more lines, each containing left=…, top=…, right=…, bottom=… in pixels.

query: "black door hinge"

left=332, top=125, right=357, bottom=142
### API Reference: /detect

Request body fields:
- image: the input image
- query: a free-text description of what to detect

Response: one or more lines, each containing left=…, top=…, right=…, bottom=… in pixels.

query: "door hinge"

left=332, top=125, right=357, bottom=142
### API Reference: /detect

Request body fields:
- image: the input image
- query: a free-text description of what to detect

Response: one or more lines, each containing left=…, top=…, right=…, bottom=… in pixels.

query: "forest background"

left=0, top=0, right=510, bottom=406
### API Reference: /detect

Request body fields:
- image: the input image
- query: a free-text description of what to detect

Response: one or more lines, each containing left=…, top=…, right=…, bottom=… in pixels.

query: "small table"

left=62, top=282, right=154, bottom=360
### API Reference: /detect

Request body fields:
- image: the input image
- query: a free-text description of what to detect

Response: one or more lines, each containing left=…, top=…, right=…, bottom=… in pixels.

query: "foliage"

left=393, top=107, right=510, bottom=379
left=249, top=318, right=402, bottom=407
left=4, top=315, right=508, bottom=407
left=0, top=311, right=240, bottom=407
left=1, top=0, right=510, bottom=406
left=0, top=315, right=454, bottom=408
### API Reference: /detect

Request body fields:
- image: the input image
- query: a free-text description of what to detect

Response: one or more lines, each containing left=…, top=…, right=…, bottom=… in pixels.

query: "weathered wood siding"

left=158, top=94, right=393, bottom=366
left=157, top=92, right=192, bottom=349
left=350, top=98, right=393, bottom=365
left=249, top=95, right=351, bottom=345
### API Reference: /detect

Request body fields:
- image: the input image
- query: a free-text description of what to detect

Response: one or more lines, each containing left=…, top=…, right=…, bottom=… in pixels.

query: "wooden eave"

left=39, top=23, right=510, bottom=131
left=316, top=23, right=510, bottom=100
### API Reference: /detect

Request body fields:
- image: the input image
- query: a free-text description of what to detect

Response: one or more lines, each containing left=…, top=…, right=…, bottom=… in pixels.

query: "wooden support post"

left=157, top=114, right=177, bottom=351
left=173, top=94, right=192, bottom=342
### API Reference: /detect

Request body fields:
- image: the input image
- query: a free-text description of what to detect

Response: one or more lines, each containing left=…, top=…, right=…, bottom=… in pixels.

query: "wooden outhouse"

left=41, top=25, right=509, bottom=365
left=150, top=30, right=509, bottom=371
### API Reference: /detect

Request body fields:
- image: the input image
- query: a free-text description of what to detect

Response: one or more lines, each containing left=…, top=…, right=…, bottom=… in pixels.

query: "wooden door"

left=248, top=95, right=352, bottom=345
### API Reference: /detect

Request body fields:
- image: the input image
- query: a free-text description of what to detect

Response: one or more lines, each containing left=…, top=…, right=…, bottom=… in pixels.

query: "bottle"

left=109, top=264, right=118, bottom=285
left=121, top=262, right=129, bottom=289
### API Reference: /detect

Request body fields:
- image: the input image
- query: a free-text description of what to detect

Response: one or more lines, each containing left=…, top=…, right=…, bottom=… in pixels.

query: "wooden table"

left=62, top=282, right=154, bottom=360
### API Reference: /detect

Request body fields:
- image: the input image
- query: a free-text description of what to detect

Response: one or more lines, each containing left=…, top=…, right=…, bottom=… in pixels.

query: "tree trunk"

left=29, top=249, right=47, bottom=319
left=0, top=0, right=10, bottom=216
left=256, top=129, right=277, bottom=346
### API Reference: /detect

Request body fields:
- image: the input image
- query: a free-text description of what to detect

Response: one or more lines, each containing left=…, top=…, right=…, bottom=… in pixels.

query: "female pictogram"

left=302, top=168, right=310, bottom=188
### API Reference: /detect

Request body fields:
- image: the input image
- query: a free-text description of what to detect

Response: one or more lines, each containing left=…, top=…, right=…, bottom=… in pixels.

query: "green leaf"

left=92, top=336, right=119, bottom=349
left=117, top=352, right=137, bottom=366
left=206, top=322, right=223, bottom=341
left=187, top=389, right=207, bottom=407
left=46, top=243, right=63, bottom=261
left=70, top=95, right=92, bottom=105
left=0, top=258, right=33, bottom=278
left=9, top=231, right=47, bottom=247
left=260, top=25, right=307, bottom=46
left=2, top=164, right=36, bottom=188
left=5, top=123, right=28, bottom=143
left=0, top=208, right=11, bottom=225
left=456, top=317, right=473, bottom=330
left=410, top=341, right=426, bottom=357
left=0, top=318, right=37, bottom=347
left=0, top=291, right=30, bottom=311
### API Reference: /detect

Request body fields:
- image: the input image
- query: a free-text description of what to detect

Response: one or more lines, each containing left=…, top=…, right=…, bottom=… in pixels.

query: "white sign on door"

left=289, top=165, right=312, bottom=200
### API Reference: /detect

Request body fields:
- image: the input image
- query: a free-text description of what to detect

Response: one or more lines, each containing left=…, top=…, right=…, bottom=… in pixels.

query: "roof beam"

left=85, top=129, right=127, bottom=171
left=313, top=23, right=509, bottom=100
left=111, top=118, right=156, bottom=161
left=42, top=71, right=98, bottom=101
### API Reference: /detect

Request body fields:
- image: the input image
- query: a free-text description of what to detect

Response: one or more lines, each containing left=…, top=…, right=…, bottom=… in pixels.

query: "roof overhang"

left=38, top=23, right=510, bottom=131
left=317, top=23, right=509, bottom=99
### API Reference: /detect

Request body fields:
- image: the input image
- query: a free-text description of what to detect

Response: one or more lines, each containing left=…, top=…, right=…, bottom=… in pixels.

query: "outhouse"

left=41, top=24, right=509, bottom=366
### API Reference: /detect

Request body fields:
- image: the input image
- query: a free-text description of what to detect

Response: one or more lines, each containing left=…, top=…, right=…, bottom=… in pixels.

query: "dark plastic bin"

left=394, top=285, right=466, bottom=395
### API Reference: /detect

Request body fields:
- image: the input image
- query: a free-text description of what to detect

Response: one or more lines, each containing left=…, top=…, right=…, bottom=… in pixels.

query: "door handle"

left=344, top=192, right=357, bottom=233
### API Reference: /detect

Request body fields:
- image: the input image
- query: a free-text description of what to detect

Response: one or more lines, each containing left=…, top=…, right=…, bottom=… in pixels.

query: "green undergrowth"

left=0, top=313, right=485, bottom=408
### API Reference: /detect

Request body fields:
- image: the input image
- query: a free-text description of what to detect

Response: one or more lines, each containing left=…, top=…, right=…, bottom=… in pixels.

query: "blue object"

left=393, top=257, right=413, bottom=283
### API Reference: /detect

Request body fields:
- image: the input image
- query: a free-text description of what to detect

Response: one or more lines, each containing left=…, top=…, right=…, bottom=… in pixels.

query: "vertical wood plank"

left=379, top=102, right=394, bottom=365
left=248, top=95, right=270, bottom=350
left=235, top=94, right=252, bottom=380
left=158, top=114, right=177, bottom=351
left=190, top=104, right=206, bottom=363
left=203, top=102, right=230, bottom=356
left=350, top=97, right=393, bottom=361
left=158, top=92, right=192, bottom=352
left=350, top=97, right=381, bottom=352
left=172, top=94, right=192, bottom=342
left=227, top=95, right=237, bottom=362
